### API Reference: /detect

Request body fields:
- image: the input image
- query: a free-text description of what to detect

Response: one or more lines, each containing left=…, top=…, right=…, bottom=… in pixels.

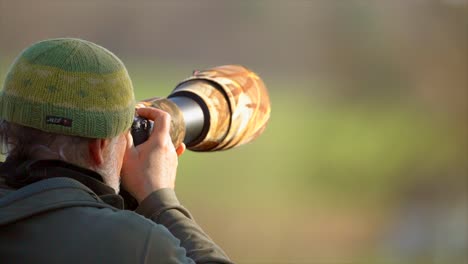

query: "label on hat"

left=46, top=116, right=73, bottom=127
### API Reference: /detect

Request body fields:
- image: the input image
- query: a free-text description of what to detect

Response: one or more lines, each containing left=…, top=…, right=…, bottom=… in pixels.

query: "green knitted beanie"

left=0, top=38, right=135, bottom=138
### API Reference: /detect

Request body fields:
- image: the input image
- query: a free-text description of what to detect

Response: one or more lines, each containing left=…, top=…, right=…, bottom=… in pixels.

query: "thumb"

left=124, top=132, right=139, bottom=162
left=176, top=143, right=186, bottom=157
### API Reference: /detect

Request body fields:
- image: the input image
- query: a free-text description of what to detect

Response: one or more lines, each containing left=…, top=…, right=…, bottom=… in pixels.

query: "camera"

left=130, top=65, right=271, bottom=152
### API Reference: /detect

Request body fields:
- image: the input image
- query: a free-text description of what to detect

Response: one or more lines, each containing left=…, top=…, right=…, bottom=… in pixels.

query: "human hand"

left=120, top=107, right=186, bottom=203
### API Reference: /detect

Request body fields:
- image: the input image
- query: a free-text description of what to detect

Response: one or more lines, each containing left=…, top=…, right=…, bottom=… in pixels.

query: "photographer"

left=0, top=38, right=232, bottom=263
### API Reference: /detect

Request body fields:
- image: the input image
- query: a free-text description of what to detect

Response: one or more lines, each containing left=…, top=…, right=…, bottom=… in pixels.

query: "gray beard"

left=96, top=156, right=120, bottom=194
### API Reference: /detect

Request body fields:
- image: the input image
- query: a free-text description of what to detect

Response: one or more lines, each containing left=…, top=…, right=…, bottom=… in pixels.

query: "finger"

left=176, top=143, right=186, bottom=157
left=137, top=108, right=171, bottom=135
left=137, top=108, right=171, bottom=146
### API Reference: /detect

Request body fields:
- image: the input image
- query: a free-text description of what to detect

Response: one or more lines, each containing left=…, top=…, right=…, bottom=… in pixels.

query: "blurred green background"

left=1, top=1, right=467, bottom=263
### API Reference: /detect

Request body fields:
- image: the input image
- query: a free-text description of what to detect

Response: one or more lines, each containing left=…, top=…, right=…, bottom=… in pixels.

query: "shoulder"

left=60, top=205, right=164, bottom=238
left=42, top=206, right=185, bottom=262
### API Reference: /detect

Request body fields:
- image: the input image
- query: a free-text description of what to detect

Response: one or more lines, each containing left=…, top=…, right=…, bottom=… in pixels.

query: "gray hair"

left=0, top=120, right=92, bottom=165
left=0, top=120, right=122, bottom=192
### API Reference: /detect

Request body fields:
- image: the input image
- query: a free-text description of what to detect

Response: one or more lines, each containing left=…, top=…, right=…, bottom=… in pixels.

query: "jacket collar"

left=0, top=159, right=124, bottom=209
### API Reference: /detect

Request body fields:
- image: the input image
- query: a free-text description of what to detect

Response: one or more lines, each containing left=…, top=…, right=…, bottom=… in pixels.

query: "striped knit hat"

left=0, top=38, right=135, bottom=138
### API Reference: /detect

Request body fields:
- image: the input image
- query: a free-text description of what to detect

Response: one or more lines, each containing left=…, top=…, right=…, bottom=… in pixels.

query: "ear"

left=88, top=139, right=109, bottom=166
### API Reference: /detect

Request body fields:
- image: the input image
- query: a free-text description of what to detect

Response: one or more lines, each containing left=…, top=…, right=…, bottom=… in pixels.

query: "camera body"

left=131, top=116, right=153, bottom=146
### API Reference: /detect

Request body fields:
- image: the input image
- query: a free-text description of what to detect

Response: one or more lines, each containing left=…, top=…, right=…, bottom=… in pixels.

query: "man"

left=0, top=38, right=232, bottom=263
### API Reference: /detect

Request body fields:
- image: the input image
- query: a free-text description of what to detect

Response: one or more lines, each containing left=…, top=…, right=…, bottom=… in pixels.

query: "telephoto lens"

left=131, top=65, right=271, bottom=152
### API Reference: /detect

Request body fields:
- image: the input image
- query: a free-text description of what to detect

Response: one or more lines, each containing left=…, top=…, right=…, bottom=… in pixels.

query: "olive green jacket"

left=0, top=160, right=232, bottom=264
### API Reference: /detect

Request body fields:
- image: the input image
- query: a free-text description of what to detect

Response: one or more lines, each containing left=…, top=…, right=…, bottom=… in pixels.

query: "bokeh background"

left=1, top=1, right=467, bottom=263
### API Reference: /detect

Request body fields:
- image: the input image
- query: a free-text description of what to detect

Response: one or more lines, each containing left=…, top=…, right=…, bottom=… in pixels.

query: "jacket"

left=0, top=159, right=232, bottom=263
